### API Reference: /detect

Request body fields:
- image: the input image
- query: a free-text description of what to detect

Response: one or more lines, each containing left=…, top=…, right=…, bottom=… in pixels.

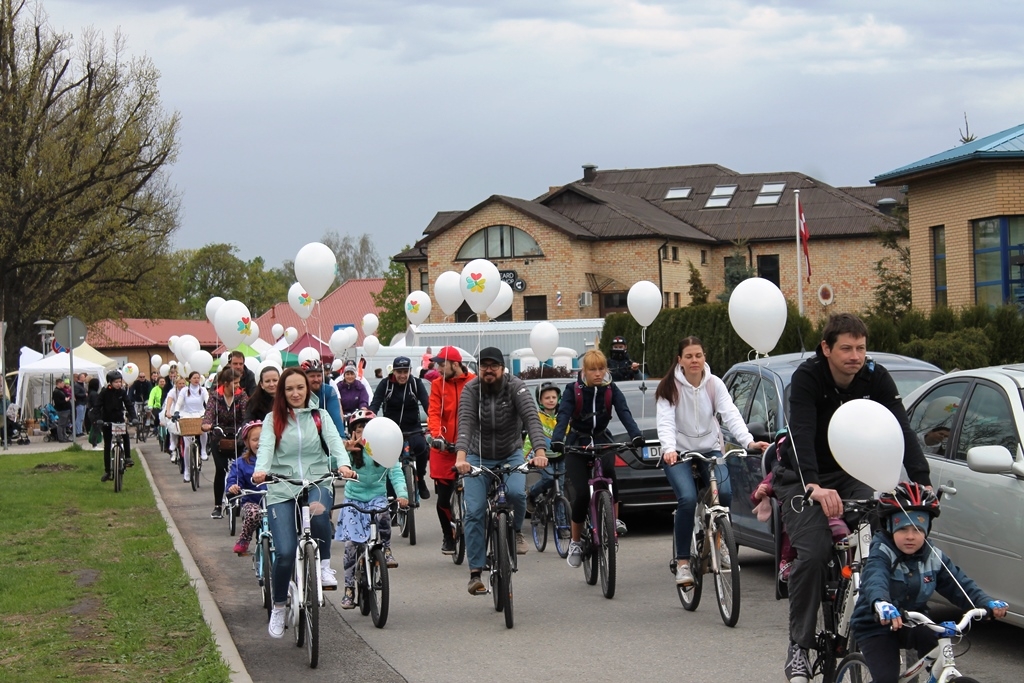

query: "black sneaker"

left=210, top=506, right=223, bottom=519
left=100, top=472, right=112, bottom=482
left=784, top=642, right=811, bottom=683
left=124, top=458, right=135, bottom=468
left=418, top=479, right=430, bottom=500
left=441, top=538, right=456, bottom=555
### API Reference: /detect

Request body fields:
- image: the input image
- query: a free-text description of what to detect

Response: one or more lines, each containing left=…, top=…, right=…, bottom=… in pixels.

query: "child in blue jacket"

left=226, top=421, right=268, bottom=555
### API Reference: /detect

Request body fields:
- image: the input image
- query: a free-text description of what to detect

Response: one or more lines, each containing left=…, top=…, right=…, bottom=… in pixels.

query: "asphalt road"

left=142, top=441, right=1024, bottom=682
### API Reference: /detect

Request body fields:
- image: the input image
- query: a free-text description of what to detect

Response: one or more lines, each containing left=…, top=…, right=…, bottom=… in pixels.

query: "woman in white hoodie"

left=655, top=337, right=768, bottom=588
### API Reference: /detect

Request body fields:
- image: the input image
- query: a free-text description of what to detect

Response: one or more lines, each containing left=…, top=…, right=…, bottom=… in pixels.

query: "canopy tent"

left=15, top=353, right=108, bottom=418
left=287, top=332, right=333, bottom=366
left=71, top=342, right=118, bottom=371
left=249, top=337, right=273, bottom=356
left=20, top=346, right=43, bottom=368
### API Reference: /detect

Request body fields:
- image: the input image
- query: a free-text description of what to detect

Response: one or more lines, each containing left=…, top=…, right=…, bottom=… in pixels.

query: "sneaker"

left=124, top=458, right=135, bottom=468
left=784, top=642, right=811, bottom=683
left=201, top=452, right=209, bottom=461
left=100, top=472, right=112, bottom=482
left=418, top=479, right=431, bottom=500
left=675, top=562, right=694, bottom=587
left=210, top=506, right=222, bottom=519
left=467, top=574, right=486, bottom=595
left=526, top=494, right=536, bottom=515
left=340, top=586, right=355, bottom=609
left=183, top=470, right=190, bottom=483
left=515, top=532, right=528, bottom=555
left=616, top=518, right=628, bottom=535
left=441, top=538, right=456, bottom=555
left=779, top=560, right=793, bottom=582
left=384, top=547, right=398, bottom=568
left=566, top=541, right=583, bottom=568
left=233, top=541, right=249, bottom=555
left=321, top=566, right=338, bottom=590
left=268, top=606, right=286, bottom=638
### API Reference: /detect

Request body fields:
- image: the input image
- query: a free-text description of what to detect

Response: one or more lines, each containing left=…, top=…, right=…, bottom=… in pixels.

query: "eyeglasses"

left=480, top=361, right=503, bottom=370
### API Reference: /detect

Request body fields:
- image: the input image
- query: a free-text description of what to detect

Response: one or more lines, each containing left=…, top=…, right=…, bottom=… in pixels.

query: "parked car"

left=719, top=352, right=944, bottom=556
left=902, top=365, right=1024, bottom=628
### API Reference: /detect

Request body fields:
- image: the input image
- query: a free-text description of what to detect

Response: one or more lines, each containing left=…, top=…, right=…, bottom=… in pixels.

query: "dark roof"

left=838, top=185, right=905, bottom=208
left=424, top=210, right=464, bottom=234
left=872, top=123, right=1024, bottom=184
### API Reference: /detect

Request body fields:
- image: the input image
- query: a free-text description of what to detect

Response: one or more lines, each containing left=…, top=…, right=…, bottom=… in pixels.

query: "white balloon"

left=168, top=335, right=179, bottom=351
left=530, top=322, right=559, bottom=362
left=404, top=290, right=432, bottom=325
left=728, top=277, right=788, bottom=355
left=284, top=327, right=298, bottom=344
left=151, top=354, right=162, bottom=368
left=214, top=299, right=253, bottom=349
left=178, top=338, right=200, bottom=363
left=121, top=363, right=139, bottom=386
left=828, top=399, right=904, bottom=492
left=159, top=363, right=170, bottom=377
left=262, top=349, right=283, bottom=366
left=343, top=327, right=359, bottom=349
left=362, top=313, right=379, bottom=336
left=288, top=282, right=315, bottom=320
left=297, top=347, right=320, bottom=364
left=243, top=321, right=261, bottom=346
left=258, top=360, right=283, bottom=375
left=294, top=242, right=337, bottom=300
left=460, top=259, right=501, bottom=314
left=191, top=350, right=214, bottom=375
left=362, top=416, right=404, bottom=468
left=219, top=352, right=230, bottom=368
left=271, top=323, right=285, bottom=340
left=362, top=335, right=380, bottom=357
left=205, top=296, right=226, bottom=325
left=329, top=329, right=349, bottom=355
left=485, top=281, right=514, bottom=319
left=331, top=359, right=344, bottom=372
left=244, top=356, right=261, bottom=374
left=434, top=270, right=464, bottom=316
left=627, top=280, right=662, bottom=328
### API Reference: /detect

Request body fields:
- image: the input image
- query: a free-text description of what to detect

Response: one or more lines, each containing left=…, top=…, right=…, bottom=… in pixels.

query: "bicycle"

left=835, top=608, right=990, bottom=683
left=668, top=449, right=746, bottom=627
left=449, top=475, right=466, bottom=565
left=173, top=414, right=204, bottom=492
left=393, top=439, right=418, bottom=546
left=227, top=489, right=273, bottom=618
left=333, top=498, right=396, bottom=628
left=460, top=460, right=532, bottom=629
left=563, top=442, right=634, bottom=600
left=529, top=466, right=572, bottom=558
left=265, top=472, right=341, bottom=669
left=108, top=421, right=129, bottom=493
left=133, top=402, right=152, bottom=443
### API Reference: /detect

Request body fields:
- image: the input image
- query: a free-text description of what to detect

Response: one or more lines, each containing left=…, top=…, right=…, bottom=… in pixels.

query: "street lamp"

left=34, top=319, right=53, bottom=354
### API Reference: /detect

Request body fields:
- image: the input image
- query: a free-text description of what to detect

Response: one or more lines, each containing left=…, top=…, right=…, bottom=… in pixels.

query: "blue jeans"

left=529, top=458, right=565, bottom=499
left=267, top=484, right=334, bottom=603
left=463, top=450, right=526, bottom=571
left=663, top=450, right=731, bottom=560
left=74, top=404, right=86, bottom=435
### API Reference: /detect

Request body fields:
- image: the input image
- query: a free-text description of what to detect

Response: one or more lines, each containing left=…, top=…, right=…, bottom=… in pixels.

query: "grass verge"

left=0, top=449, right=231, bottom=682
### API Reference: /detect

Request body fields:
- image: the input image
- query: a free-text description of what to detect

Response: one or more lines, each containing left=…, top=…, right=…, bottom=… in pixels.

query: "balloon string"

left=639, top=326, right=648, bottom=420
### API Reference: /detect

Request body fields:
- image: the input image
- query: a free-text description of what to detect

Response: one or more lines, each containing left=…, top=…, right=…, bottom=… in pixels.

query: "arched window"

left=456, top=225, right=544, bottom=260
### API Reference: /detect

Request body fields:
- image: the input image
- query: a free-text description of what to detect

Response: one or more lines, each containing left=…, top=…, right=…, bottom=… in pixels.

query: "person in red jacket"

left=427, top=346, right=475, bottom=555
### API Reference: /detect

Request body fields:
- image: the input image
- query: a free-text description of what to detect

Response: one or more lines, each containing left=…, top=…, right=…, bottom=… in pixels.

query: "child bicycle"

left=529, top=466, right=572, bottom=558
left=835, top=608, right=990, bottom=683
left=333, top=498, right=397, bottom=628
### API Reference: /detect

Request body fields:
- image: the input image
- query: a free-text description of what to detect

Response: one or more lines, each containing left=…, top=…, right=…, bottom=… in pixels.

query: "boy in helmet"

left=525, top=382, right=563, bottom=509
left=608, top=336, right=640, bottom=381
left=98, top=371, right=138, bottom=480
left=851, top=482, right=1007, bottom=683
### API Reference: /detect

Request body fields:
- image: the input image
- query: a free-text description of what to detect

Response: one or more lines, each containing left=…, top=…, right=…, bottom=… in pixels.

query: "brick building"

left=396, top=164, right=902, bottom=322
left=872, top=123, right=1024, bottom=313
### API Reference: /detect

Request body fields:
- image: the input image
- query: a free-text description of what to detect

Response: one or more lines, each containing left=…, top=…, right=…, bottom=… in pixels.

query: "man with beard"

left=454, top=347, right=548, bottom=595
left=301, top=359, right=345, bottom=436
left=608, top=336, right=641, bottom=381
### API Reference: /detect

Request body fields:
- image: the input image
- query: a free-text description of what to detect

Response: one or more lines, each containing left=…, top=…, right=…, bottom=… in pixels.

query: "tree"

left=959, top=112, right=977, bottom=144
left=871, top=204, right=912, bottom=320
left=242, top=256, right=289, bottom=319
left=177, top=244, right=249, bottom=318
left=687, top=260, right=710, bottom=305
left=371, top=257, right=407, bottom=344
left=716, top=242, right=755, bottom=303
left=0, top=0, right=180, bottom=363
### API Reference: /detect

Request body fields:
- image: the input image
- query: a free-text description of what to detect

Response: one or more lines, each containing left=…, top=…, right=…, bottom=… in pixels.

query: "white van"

left=348, top=345, right=477, bottom=382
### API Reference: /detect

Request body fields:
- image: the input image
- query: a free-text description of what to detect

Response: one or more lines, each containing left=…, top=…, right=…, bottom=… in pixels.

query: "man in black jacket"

left=98, top=371, right=138, bottom=481
left=776, top=313, right=931, bottom=683
left=52, top=378, right=72, bottom=442
left=370, top=356, right=431, bottom=499
left=607, top=337, right=640, bottom=381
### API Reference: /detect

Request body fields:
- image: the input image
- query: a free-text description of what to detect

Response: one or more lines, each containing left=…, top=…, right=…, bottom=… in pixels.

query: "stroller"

left=5, top=404, right=30, bottom=445
left=39, top=403, right=72, bottom=443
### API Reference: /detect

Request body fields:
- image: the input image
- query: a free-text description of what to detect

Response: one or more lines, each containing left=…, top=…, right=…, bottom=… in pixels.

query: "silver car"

left=903, top=365, right=1024, bottom=628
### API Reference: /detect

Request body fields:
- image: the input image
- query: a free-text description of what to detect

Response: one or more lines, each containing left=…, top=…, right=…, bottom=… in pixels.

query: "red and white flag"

left=798, top=199, right=811, bottom=282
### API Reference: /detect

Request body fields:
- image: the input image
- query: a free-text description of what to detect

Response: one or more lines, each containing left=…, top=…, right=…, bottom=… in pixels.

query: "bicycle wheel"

left=678, top=526, right=704, bottom=611
left=582, top=524, right=599, bottom=586
left=112, top=444, right=124, bottom=493
left=835, top=653, right=872, bottom=683
left=357, top=553, right=372, bottom=617
left=189, top=444, right=200, bottom=492
left=368, top=546, right=390, bottom=628
left=258, top=536, right=273, bottom=619
left=403, top=463, right=417, bottom=545
left=496, top=513, right=514, bottom=629
left=596, top=490, right=616, bottom=599
left=552, top=495, right=572, bottom=559
left=135, top=421, right=145, bottom=443
left=303, top=544, right=319, bottom=668
left=711, top=516, right=740, bottom=627
left=451, top=488, right=466, bottom=565
left=531, top=500, right=548, bottom=552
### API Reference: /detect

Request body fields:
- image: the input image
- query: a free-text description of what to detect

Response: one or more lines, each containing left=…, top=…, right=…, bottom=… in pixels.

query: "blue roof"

left=872, top=123, right=1024, bottom=184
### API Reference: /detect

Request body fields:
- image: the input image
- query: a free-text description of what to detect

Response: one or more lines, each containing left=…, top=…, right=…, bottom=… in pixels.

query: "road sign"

left=54, top=316, right=87, bottom=351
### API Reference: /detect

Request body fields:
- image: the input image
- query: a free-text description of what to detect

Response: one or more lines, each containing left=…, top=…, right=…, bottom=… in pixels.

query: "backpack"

left=572, top=382, right=613, bottom=421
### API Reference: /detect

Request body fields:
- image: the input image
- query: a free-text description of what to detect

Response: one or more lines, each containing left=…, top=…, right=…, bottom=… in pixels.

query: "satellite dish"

left=818, top=284, right=835, bottom=306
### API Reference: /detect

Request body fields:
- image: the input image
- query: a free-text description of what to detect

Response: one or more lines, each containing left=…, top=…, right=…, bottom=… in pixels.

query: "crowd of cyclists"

left=103, top=314, right=1008, bottom=682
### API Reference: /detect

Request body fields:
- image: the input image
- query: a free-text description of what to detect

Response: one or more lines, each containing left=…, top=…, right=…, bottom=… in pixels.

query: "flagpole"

left=795, top=189, right=804, bottom=316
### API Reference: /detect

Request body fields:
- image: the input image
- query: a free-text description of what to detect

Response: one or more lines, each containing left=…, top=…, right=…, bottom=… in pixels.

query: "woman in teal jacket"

left=253, top=367, right=354, bottom=640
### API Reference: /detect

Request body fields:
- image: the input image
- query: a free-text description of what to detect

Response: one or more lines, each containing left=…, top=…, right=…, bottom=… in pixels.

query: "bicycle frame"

left=586, top=456, right=614, bottom=547
left=901, top=609, right=987, bottom=682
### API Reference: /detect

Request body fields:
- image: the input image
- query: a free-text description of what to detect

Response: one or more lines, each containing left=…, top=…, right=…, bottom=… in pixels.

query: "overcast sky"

left=47, top=0, right=1024, bottom=268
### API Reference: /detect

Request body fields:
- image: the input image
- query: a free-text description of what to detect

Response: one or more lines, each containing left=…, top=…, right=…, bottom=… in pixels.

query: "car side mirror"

left=966, top=445, right=1018, bottom=475
left=747, top=421, right=770, bottom=443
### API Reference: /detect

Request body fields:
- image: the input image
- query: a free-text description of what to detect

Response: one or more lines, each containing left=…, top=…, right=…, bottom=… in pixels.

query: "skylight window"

left=754, top=181, right=786, bottom=206
left=665, top=187, right=692, bottom=200
left=704, top=185, right=737, bottom=208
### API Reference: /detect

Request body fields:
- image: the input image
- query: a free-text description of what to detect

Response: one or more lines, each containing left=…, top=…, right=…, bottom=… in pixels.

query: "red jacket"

left=428, top=371, right=475, bottom=482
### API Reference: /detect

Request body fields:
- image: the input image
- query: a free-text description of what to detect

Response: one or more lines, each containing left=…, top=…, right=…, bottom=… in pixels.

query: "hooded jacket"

left=456, top=374, right=546, bottom=460
left=97, top=386, right=137, bottom=423
left=336, top=378, right=370, bottom=415
left=226, top=455, right=267, bottom=506
left=656, top=363, right=753, bottom=454
left=343, top=446, right=407, bottom=503
left=370, top=374, right=429, bottom=435
left=608, top=349, right=638, bottom=382
left=551, top=372, right=642, bottom=446
left=427, top=370, right=475, bottom=480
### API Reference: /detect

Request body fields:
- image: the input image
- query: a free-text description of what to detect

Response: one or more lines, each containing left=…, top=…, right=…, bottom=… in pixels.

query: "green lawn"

left=0, top=449, right=231, bottom=682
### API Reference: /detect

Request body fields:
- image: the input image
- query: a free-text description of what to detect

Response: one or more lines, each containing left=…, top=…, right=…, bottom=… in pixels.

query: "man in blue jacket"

left=370, top=356, right=431, bottom=500
left=302, top=360, right=345, bottom=437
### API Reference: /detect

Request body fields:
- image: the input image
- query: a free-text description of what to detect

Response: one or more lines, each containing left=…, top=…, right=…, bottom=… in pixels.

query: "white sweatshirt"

left=656, top=363, right=754, bottom=454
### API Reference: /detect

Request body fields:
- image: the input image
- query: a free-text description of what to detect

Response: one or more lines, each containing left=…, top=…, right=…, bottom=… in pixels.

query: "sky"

left=44, top=0, right=1024, bottom=269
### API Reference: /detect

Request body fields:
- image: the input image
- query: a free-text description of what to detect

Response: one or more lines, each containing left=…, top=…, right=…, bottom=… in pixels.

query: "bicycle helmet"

left=536, top=381, right=561, bottom=403
left=347, top=408, right=375, bottom=432
left=237, top=420, right=263, bottom=444
left=301, top=359, right=323, bottom=372
left=611, top=336, right=626, bottom=346
left=106, top=370, right=123, bottom=384
left=877, top=481, right=940, bottom=534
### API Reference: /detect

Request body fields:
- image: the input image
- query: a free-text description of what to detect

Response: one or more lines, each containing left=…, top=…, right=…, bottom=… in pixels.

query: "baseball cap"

left=431, top=346, right=462, bottom=363
left=478, top=347, right=504, bottom=366
left=393, top=356, right=412, bottom=370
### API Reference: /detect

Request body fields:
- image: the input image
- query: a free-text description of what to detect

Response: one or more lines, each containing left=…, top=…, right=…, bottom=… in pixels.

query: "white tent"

left=15, top=353, right=108, bottom=417
left=71, top=342, right=118, bottom=371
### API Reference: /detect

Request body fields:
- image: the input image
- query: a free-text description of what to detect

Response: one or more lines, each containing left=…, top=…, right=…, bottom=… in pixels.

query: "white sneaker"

left=320, top=566, right=338, bottom=589
left=675, top=563, right=694, bottom=587
left=183, top=470, right=190, bottom=483
left=201, top=452, right=209, bottom=461
left=268, top=606, right=286, bottom=638
left=566, top=541, right=583, bottom=568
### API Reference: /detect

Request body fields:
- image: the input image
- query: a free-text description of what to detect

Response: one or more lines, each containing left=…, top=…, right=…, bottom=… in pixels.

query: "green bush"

left=864, top=314, right=901, bottom=354
left=988, top=305, right=1024, bottom=365
left=898, top=309, right=931, bottom=342
left=929, top=306, right=957, bottom=334
left=899, top=328, right=991, bottom=371
left=957, top=304, right=992, bottom=330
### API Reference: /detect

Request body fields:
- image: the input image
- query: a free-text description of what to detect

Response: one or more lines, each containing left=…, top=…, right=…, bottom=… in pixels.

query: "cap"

left=343, top=361, right=357, bottom=374
left=889, top=510, right=931, bottom=534
left=479, top=347, right=504, bottom=366
left=430, top=346, right=462, bottom=363
left=393, top=356, right=412, bottom=370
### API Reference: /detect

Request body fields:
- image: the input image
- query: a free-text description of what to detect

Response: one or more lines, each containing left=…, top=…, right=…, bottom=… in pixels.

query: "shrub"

left=899, top=328, right=991, bottom=371
left=898, top=309, right=931, bottom=343
left=988, top=305, right=1024, bottom=365
left=929, top=306, right=957, bottom=333
left=865, top=315, right=901, bottom=354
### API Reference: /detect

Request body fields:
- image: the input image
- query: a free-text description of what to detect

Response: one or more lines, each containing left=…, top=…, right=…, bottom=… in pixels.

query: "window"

left=756, top=254, right=780, bottom=288
left=933, top=226, right=946, bottom=307
left=665, top=187, right=692, bottom=200
left=956, top=383, right=1020, bottom=462
left=456, top=225, right=543, bottom=260
left=664, top=292, right=671, bottom=308
left=727, top=372, right=759, bottom=421
left=674, top=292, right=680, bottom=307
left=704, top=185, right=737, bottom=208
left=972, top=216, right=1024, bottom=307
left=419, top=270, right=429, bottom=294
left=454, top=301, right=475, bottom=323
left=700, top=249, right=707, bottom=265
left=754, top=181, right=786, bottom=206
left=748, top=378, right=780, bottom=433
left=671, top=246, right=679, bottom=261
left=523, top=295, right=546, bottom=321
left=661, top=246, right=668, bottom=260
left=602, top=292, right=630, bottom=315
left=907, top=381, right=969, bottom=457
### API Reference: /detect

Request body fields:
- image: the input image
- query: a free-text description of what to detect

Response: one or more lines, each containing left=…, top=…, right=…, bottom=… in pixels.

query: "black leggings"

left=434, top=479, right=455, bottom=543
left=564, top=450, right=618, bottom=524
left=858, top=628, right=939, bottom=683
left=212, top=443, right=233, bottom=508
left=406, top=432, right=429, bottom=481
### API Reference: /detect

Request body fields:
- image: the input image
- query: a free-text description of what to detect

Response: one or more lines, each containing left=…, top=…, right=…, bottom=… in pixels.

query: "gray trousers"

left=776, top=468, right=872, bottom=649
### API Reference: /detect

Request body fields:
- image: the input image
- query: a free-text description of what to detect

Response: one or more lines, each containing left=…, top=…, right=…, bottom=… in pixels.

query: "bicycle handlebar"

left=561, top=442, right=637, bottom=456
left=904, top=608, right=989, bottom=633
left=265, top=472, right=358, bottom=487
left=332, top=498, right=398, bottom=515
left=457, top=461, right=534, bottom=479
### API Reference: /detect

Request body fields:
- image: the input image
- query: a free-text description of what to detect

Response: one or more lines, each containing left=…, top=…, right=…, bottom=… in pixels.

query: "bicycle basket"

left=178, top=417, right=203, bottom=436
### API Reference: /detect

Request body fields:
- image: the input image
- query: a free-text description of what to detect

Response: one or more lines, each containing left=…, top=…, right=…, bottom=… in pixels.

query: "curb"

left=138, top=447, right=253, bottom=683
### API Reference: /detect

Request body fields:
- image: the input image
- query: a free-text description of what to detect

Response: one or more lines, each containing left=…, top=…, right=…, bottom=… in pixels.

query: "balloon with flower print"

left=121, top=363, right=139, bottom=385
left=214, top=299, right=253, bottom=349
left=460, top=259, right=500, bottom=314
left=284, top=327, right=298, bottom=344
left=288, top=282, right=315, bottom=320
left=294, top=242, right=337, bottom=300
left=405, top=290, right=432, bottom=325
